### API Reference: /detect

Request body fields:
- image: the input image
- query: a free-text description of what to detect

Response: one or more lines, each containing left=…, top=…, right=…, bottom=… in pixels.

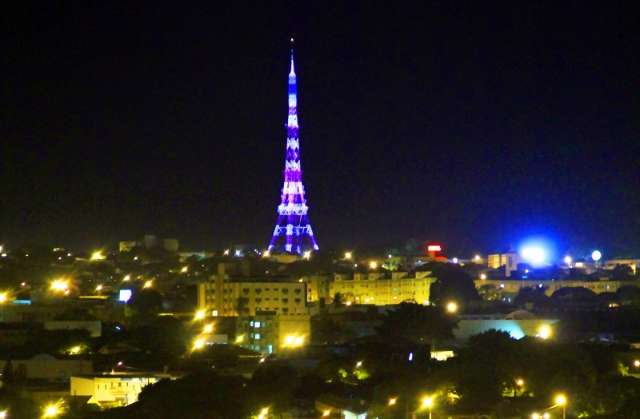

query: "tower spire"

left=267, top=42, right=319, bottom=255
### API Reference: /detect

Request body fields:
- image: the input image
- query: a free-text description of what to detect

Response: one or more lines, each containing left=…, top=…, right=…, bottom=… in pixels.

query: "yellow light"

left=193, top=309, right=206, bottom=321
left=67, top=345, right=83, bottom=355
left=50, top=279, right=69, bottom=293
left=421, top=395, right=434, bottom=409
left=369, top=260, right=378, bottom=269
left=355, top=360, right=363, bottom=368
left=0, top=409, right=7, bottom=419
left=235, top=334, right=245, bottom=344
left=537, top=324, right=552, bottom=340
left=95, top=284, right=103, bottom=292
left=262, top=250, right=271, bottom=258
left=0, top=292, right=9, bottom=304
left=516, top=378, right=525, bottom=387
left=531, top=413, right=540, bottom=419
left=258, top=407, right=269, bottom=419
left=180, top=266, right=189, bottom=273
left=90, top=250, right=105, bottom=261
left=345, top=301, right=352, bottom=306
left=480, top=273, right=487, bottom=280
left=123, top=274, right=131, bottom=282
left=143, top=280, right=153, bottom=289
left=283, top=334, right=305, bottom=348
left=322, top=409, right=331, bottom=417
left=192, top=337, right=206, bottom=351
left=202, top=323, right=214, bottom=334
left=634, top=359, right=640, bottom=368
left=344, top=251, right=352, bottom=260
left=554, top=393, right=568, bottom=406
left=303, top=250, right=312, bottom=260
left=223, top=249, right=230, bottom=256
left=388, top=397, right=397, bottom=406
left=42, top=402, right=62, bottom=418
left=446, top=301, right=458, bottom=314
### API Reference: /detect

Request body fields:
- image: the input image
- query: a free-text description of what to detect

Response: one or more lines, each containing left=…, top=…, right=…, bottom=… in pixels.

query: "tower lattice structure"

left=268, top=45, right=319, bottom=254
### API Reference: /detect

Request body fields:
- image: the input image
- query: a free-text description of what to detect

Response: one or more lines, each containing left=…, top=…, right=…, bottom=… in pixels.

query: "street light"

left=191, top=337, right=206, bottom=352
left=257, top=407, right=269, bottom=419
left=0, top=409, right=7, bottom=419
left=42, top=402, right=62, bottom=418
left=344, top=251, right=352, bottom=260
left=633, top=359, right=640, bottom=368
left=554, top=393, right=568, bottom=419
left=193, top=309, right=206, bottom=321
left=537, top=324, right=552, bottom=340
left=446, top=301, right=458, bottom=314
left=0, top=292, right=9, bottom=304
left=421, top=395, right=434, bottom=419
left=388, top=397, right=397, bottom=406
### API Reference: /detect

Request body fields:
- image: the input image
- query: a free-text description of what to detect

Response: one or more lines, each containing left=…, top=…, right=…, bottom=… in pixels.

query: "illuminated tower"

left=268, top=42, right=319, bottom=254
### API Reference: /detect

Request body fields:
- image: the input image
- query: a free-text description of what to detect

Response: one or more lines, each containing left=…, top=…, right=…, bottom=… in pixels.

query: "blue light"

left=118, top=289, right=132, bottom=303
left=519, top=237, right=555, bottom=267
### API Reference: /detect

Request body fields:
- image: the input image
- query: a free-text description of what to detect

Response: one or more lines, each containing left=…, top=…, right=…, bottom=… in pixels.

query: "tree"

left=426, top=263, right=480, bottom=305
left=376, top=302, right=457, bottom=345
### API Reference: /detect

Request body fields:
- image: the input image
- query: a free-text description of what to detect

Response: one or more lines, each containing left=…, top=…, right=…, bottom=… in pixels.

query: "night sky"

left=2, top=2, right=639, bottom=256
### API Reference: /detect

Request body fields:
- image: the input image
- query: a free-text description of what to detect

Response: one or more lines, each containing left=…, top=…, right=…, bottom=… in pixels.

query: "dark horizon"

left=2, top=2, right=639, bottom=256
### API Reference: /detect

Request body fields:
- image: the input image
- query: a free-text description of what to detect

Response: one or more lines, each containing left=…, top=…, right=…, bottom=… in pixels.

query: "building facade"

left=305, top=271, right=435, bottom=306
left=197, top=267, right=307, bottom=317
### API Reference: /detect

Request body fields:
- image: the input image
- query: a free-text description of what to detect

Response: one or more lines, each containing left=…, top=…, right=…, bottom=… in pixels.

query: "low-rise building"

left=236, top=310, right=311, bottom=354
left=487, top=252, right=521, bottom=277
left=0, top=354, right=93, bottom=382
left=70, top=372, right=178, bottom=408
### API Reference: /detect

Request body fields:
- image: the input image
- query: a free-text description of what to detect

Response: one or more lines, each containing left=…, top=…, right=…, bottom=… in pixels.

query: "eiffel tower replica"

left=267, top=41, right=319, bottom=255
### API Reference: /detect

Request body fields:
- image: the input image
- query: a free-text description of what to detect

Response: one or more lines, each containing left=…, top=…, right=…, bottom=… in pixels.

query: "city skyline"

left=2, top=3, right=639, bottom=254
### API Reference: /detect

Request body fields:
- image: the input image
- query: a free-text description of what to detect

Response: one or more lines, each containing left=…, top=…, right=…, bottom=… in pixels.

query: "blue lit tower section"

left=268, top=46, right=319, bottom=254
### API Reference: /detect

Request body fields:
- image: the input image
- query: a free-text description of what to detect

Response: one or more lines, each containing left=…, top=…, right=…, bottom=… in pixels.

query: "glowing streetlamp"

left=0, top=292, right=9, bottom=304
left=516, top=378, right=525, bottom=387
left=446, top=301, right=458, bottom=314
left=322, top=409, right=331, bottom=417
left=262, top=250, right=271, bottom=258
left=180, top=265, right=189, bottom=273
left=191, top=337, right=206, bottom=352
left=479, top=273, right=487, bottom=280
left=257, top=407, right=269, bottom=419
left=633, top=359, right=640, bottom=368
left=202, top=323, right=214, bottom=334
left=369, top=260, right=378, bottom=269
left=563, top=255, right=573, bottom=266
left=193, top=309, right=206, bottom=321
left=554, top=393, right=568, bottom=419
left=421, top=395, right=435, bottom=419
left=388, top=397, right=397, bottom=406
left=41, top=402, right=62, bottom=418
left=90, top=250, right=106, bottom=261
left=49, top=279, right=69, bottom=294
left=344, top=251, right=352, bottom=260
left=537, top=324, right=552, bottom=340
left=302, top=250, right=312, bottom=260
left=0, top=409, right=7, bottom=419
left=142, top=280, right=153, bottom=289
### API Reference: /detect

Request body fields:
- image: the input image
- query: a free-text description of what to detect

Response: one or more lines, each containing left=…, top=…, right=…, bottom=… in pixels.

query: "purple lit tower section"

left=268, top=46, right=319, bottom=254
